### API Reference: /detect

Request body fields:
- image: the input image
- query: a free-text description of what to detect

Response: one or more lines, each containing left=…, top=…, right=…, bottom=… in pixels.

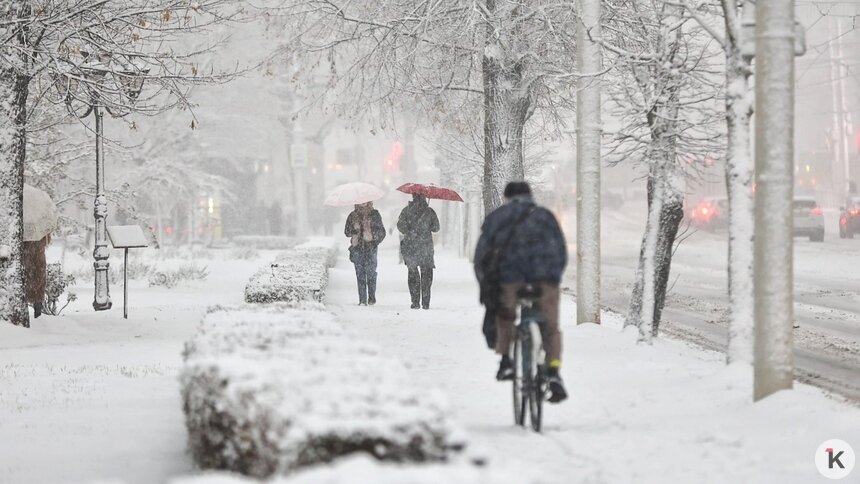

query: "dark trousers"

left=407, top=265, right=433, bottom=308
left=495, top=282, right=562, bottom=364
left=353, top=248, right=378, bottom=304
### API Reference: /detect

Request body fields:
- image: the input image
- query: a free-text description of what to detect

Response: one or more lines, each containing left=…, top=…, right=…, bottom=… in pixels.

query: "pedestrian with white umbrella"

left=23, top=184, right=58, bottom=318
left=325, top=182, right=387, bottom=306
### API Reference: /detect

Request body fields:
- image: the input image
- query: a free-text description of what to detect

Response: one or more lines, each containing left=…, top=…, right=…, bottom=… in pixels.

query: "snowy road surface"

left=565, top=205, right=860, bottom=402
left=1, top=241, right=858, bottom=483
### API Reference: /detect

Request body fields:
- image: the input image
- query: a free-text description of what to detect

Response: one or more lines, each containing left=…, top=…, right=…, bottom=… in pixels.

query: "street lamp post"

left=56, top=52, right=147, bottom=311
left=92, top=99, right=111, bottom=310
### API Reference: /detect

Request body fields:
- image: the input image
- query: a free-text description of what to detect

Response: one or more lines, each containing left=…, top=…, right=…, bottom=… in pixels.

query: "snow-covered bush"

left=243, top=240, right=336, bottom=304
left=180, top=305, right=465, bottom=478
left=69, top=259, right=156, bottom=283
left=231, top=235, right=300, bottom=251
left=149, top=264, right=210, bottom=288
left=42, top=263, right=77, bottom=316
left=228, top=247, right=260, bottom=260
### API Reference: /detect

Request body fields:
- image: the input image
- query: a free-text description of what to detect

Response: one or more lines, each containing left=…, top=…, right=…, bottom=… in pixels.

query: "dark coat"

left=474, top=196, right=567, bottom=284
left=344, top=209, right=386, bottom=252
left=397, top=200, right=440, bottom=268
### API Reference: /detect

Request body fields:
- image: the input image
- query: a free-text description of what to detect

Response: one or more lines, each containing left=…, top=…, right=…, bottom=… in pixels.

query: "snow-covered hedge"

left=180, top=305, right=465, bottom=478
left=243, top=239, right=336, bottom=304
left=230, top=235, right=300, bottom=250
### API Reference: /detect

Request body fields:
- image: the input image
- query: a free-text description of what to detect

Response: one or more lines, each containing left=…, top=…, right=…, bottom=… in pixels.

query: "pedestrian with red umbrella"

left=397, top=194, right=439, bottom=309
left=396, top=183, right=461, bottom=309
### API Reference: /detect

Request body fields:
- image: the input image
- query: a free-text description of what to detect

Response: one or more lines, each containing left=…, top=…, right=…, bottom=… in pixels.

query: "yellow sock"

left=548, top=359, right=561, bottom=369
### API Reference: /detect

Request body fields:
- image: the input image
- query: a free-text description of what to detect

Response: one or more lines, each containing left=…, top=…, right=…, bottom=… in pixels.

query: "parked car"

left=689, top=197, right=728, bottom=231
left=838, top=196, right=860, bottom=239
left=793, top=196, right=824, bottom=242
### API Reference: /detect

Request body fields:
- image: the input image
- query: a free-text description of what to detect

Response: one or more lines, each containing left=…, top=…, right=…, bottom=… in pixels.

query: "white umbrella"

left=324, top=182, right=385, bottom=207
left=23, top=184, right=58, bottom=242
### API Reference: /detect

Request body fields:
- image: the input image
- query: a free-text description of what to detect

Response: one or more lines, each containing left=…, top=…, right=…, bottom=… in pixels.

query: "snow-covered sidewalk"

left=1, top=241, right=858, bottom=483
left=326, top=244, right=860, bottom=483
left=0, top=249, right=277, bottom=484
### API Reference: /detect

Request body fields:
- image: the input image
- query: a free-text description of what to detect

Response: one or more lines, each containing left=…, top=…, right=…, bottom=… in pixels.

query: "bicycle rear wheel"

left=512, top=336, right=527, bottom=426
left=530, top=365, right=544, bottom=432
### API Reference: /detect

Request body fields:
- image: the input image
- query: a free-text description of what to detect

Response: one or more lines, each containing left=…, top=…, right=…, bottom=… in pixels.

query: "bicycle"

left=511, top=284, right=547, bottom=432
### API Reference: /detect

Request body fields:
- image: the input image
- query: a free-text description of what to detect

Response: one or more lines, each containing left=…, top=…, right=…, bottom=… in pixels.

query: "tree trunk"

left=481, top=0, right=530, bottom=213
left=0, top=22, right=30, bottom=327
left=625, top=164, right=684, bottom=341
left=625, top=51, right=685, bottom=341
left=482, top=61, right=529, bottom=212
left=723, top=44, right=755, bottom=365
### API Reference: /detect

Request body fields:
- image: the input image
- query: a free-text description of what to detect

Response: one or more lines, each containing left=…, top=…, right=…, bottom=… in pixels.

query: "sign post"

left=107, top=225, right=150, bottom=319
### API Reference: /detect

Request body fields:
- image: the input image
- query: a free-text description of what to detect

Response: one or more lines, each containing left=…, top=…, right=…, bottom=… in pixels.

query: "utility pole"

left=575, top=0, right=602, bottom=325
left=753, top=0, right=796, bottom=401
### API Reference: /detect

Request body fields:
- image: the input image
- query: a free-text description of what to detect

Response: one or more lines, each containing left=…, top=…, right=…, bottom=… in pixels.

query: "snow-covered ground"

left=1, top=238, right=858, bottom=483
left=0, top=246, right=278, bottom=484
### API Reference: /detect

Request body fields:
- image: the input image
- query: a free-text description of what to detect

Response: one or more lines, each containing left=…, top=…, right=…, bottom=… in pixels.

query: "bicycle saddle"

left=516, top=285, right=542, bottom=300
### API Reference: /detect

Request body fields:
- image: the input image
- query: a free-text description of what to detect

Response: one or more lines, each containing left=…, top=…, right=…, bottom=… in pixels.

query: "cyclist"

left=474, top=181, right=568, bottom=403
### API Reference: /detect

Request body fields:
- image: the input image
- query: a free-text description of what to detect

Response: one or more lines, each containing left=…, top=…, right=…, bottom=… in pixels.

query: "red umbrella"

left=396, top=183, right=464, bottom=202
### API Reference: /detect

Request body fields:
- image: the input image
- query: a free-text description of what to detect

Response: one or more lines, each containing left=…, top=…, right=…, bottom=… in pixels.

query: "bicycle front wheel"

left=512, top=336, right=527, bottom=426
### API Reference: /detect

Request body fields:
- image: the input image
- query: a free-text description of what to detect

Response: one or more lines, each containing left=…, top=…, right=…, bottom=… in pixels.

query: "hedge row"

left=243, top=240, right=337, bottom=304
left=180, top=304, right=465, bottom=478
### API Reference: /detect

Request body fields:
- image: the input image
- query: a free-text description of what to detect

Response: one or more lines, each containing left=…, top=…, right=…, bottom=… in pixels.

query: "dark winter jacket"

left=474, top=196, right=567, bottom=284
left=344, top=209, right=386, bottom=251
left=397, top=199, right=440, bottom=267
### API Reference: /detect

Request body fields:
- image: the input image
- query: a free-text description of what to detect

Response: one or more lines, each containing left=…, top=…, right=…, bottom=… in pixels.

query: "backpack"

left=478, top=204, right=536, bottom=310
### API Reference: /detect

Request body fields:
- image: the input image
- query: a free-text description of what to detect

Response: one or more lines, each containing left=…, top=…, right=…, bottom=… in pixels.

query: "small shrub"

left=43, top=263, right=77, bottom=316
left=69, top=259, right=156, bottom=283
left=149, top=264, right=210, bottom=288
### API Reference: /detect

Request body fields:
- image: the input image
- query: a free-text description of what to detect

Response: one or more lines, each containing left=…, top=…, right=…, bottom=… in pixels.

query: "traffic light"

left=384, top=141, right=404, bottom=172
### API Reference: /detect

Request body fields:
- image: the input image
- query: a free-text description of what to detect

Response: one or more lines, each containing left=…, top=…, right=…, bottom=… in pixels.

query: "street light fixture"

left=55, top=50, right=148, bottom=311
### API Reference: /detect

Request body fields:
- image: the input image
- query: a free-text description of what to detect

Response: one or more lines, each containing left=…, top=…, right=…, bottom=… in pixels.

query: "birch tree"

left=714, top=0, right=754, bottom=365
left=0, top=0, right=240, bottom=326
left=603, top=0, right=723, bottom=341
left=672, top=0, right=755, bottom=364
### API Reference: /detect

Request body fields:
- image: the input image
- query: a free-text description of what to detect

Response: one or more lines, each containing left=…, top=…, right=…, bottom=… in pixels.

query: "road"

left=562, top=205, right=860, bottom=402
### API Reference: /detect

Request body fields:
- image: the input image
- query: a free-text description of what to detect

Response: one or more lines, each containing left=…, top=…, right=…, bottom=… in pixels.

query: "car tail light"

left=811, top=207, right=823, bottom=216
left=701, top=207, right=710, bottom=216
left=850, top=209, right=860, bottom=216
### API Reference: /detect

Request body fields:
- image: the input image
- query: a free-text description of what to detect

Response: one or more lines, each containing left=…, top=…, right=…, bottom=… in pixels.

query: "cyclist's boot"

left=546, top=367, right=568, bottom=403
left=496, top=355, right=514, bottom=381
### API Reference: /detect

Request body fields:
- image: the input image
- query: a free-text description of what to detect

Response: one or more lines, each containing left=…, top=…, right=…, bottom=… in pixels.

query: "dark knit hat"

left=503, top=181, right=532, bottom=199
